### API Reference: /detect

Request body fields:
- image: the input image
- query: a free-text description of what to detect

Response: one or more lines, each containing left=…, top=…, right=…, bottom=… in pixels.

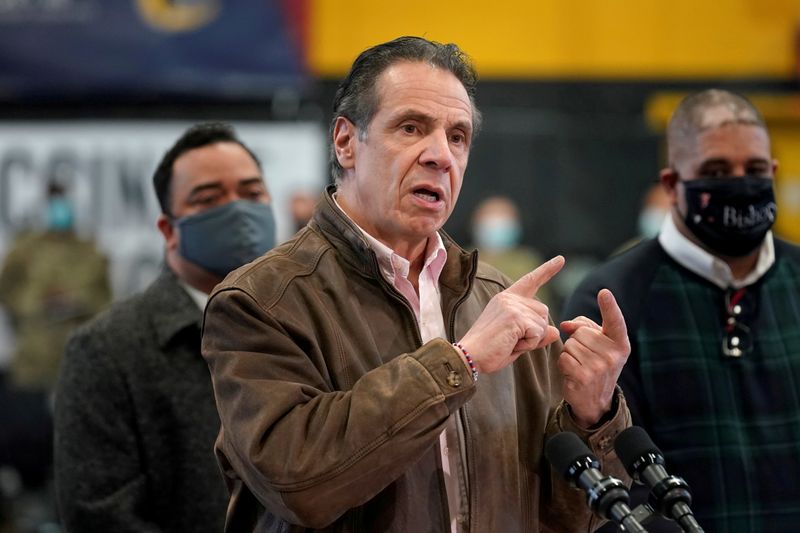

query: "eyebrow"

left=237, top=177, right=266, bottom=188
left=699, top=157, right=770, bottom=167
left=393, top=110, right=433, bottom=125
left=187, top=182, right=224, bottom=198
left=187, top=177, right=265, bottom=197
left=393, top=109, right=473, bottom=134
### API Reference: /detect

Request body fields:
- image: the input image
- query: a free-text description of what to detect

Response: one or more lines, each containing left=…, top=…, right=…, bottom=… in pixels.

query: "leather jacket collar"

left=311, top=184, right=478, bottom=299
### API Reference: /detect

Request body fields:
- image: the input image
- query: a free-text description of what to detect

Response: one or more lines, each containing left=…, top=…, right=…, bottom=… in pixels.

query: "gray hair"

left=329, top=36, right=482, bottom=184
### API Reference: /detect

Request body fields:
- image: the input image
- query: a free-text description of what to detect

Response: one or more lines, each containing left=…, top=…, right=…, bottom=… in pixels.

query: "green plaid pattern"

left=564, top=240, right=800, bottom=532
left=635, top=258, right=800, bottom=531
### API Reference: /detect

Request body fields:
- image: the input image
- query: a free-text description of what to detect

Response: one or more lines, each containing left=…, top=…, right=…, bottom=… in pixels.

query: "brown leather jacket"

left=202, top=188, right=631, bottom=532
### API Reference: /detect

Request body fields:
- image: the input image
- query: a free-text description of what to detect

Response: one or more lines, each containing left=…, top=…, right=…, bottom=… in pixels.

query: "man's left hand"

left=559, top=288, right=630, bottom=428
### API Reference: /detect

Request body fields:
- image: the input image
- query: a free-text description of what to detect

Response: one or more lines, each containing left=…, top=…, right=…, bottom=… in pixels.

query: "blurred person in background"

left=0, top=181, right=111, bottom=391
left=471, top=196, right=544, bottom=281
left=54, top=122, right=277, bottom=533
left=613, top=181, right=672, bottom=255
left=470, top=195, right=554, bottom=310
left=636, top=182, right=671, bottom=240
left=0, top=180, right=111, bottom=531
left=565, top=89, right=800, bottom=531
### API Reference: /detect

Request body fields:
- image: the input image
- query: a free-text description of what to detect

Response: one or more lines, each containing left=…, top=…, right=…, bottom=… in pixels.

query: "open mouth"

left=413, top=188, right=440, bottom=203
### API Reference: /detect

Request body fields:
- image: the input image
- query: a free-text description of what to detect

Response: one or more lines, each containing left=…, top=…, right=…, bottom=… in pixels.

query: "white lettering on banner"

left=0, top=147, right=152, bottom=228
left=0, top=121, right=326, bottom=298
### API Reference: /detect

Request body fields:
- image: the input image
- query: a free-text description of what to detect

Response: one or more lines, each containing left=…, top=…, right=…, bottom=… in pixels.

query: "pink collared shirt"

left=333, top=196, right=468, bottom=532
left=359, top=223, right=448, bottom=335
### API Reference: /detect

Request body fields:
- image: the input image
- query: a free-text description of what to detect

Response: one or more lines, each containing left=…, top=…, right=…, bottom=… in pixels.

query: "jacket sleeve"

left=543, top=388, right=632, bottom=532
left=202, top=287, right=477, bottom=529
left=54, top=329, right=162, bottom=533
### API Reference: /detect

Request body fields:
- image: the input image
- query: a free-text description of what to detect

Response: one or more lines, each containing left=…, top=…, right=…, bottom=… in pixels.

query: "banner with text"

left=0, top=120, right=327, bottom=297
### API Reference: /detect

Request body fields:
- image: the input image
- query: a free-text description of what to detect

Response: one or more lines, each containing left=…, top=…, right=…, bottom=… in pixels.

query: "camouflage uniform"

left=0, top=230, right=111, bottom=389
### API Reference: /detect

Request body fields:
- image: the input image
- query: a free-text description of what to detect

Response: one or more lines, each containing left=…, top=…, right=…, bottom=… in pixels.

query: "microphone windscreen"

left=614, top=426, right=662, bottom=475
left=545, top=431, right=596, bottom=476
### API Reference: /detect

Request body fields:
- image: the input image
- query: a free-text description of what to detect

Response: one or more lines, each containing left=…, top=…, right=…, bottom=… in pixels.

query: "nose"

left=419, top=129, right=454, bottom=171
left=733, top=165, right=751, bottom=177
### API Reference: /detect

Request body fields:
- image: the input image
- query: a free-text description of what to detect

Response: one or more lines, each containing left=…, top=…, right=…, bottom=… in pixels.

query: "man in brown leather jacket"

left=202, top=36, right=632, bottom=532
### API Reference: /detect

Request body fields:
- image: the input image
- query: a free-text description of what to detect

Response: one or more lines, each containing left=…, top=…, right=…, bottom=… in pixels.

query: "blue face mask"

left=637, top=207, right=668, bottom=239
left=176, top=200, right=276, bottom=278
left=474, top=217, right=522, bottom=251
left=47, top=197, right=74, bottom=231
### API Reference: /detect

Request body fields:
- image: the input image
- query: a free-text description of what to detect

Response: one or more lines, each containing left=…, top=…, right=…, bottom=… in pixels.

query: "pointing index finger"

left=506, top=256, right=565, bottom=299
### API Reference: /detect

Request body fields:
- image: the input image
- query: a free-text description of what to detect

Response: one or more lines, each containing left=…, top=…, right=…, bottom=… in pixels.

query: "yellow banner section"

left=308, top=0, right=800, bottom=79
left=647, top=92, right=800, bottom=244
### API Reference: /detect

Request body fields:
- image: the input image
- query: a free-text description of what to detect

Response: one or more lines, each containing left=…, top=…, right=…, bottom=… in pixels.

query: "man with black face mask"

left=565, top=89, right=800, bottom=532
left=54, top=122, right=276, bottom=533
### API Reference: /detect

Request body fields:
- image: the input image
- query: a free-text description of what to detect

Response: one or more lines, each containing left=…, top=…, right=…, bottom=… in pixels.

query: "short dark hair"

left=46, top=180, right=66, bottom=198
left=153, top=122, right=261, bottom=215
left=329, top=36, right=482, bottom=183
left=667, top=89, right=767, bottom=167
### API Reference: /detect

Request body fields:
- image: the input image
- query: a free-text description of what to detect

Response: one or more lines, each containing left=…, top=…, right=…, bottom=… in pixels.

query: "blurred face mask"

left=682, top=175, right=776, bottom=257
left=47, top=197, right=74, bottom=231
left=176, top=200, right=276, bottom=278
left=474, top=216, right=521, bottom=251
left=638, top=206, right=668, bottom=239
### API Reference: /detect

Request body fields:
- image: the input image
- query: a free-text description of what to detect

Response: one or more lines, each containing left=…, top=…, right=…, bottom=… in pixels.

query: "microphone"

left=545, top=431, right=647, bottom=532
left=614, top=426, right=704, bottom=533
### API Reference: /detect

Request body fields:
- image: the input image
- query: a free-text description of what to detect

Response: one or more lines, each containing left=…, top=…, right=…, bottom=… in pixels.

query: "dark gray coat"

left=54, top=267, right=227, bottom=533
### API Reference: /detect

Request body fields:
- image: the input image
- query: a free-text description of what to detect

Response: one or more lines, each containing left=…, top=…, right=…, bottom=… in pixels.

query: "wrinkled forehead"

left=373, top=61, right=474, bottom=123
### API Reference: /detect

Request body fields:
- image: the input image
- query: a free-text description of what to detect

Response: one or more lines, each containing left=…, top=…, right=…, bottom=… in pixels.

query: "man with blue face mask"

left=565, top=89, right=800, bottom=531
left=471, top=196, right=551, bottom=304
left=54, top=122, right=276, bottom=533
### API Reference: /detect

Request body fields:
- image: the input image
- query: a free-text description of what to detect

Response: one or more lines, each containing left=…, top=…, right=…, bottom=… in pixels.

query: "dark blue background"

left=0, top=0, right=306, bottom=100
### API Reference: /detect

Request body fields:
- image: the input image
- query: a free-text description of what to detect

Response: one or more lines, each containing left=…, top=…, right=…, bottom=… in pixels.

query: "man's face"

left=664, top=121, right=776, bottom=215
left=334, top=61, right=473, bottom=254
left=160, top=141, right=270, bottom=252
left=169, top=141, right=269, bottom=219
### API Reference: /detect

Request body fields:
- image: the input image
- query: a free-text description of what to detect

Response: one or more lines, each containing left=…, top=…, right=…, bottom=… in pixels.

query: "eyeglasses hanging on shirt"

left=722, top=288, right=754, bottom=358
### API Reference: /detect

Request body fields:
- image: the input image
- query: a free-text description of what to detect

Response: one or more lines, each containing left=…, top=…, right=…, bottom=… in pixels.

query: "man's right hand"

left=457, top=256, right=564, bottom=375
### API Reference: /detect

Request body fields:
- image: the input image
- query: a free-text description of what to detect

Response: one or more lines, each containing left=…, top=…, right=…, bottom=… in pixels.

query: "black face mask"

left=682, top=176, right=777, bottom=257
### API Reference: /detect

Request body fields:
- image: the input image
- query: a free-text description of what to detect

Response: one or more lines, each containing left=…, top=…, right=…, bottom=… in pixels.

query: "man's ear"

left=659, top=168, right=680, bottom=204
left=156, top=214, right=178, bottom=251
left=333, top=116, right=358, bottom=171
left=772, top=158, right=779, bottom=176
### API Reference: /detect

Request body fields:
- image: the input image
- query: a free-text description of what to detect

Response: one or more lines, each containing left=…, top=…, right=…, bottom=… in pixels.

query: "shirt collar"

left=332, top=194, right=447, bottom=285
left=658, top=213, right=775, bottom=289
left=178, top=279, right=209, bottom=311
left=147, top=267, right=203, bottom=349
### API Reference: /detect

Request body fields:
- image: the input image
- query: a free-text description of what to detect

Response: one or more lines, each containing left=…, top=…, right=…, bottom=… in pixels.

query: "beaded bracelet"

left=452, top=342, right=478, bottom=382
